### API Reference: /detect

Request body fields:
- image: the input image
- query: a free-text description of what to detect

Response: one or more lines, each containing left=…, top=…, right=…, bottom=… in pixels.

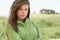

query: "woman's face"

left=17, top=4, right=29, bottom=21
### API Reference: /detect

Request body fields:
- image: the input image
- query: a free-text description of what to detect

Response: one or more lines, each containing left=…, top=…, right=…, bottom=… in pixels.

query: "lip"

left=21, top=15, right=25, bottom=17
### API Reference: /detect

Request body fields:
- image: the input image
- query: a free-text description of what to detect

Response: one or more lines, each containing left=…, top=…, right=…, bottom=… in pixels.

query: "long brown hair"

left=8, top=0, right=30, bottom=32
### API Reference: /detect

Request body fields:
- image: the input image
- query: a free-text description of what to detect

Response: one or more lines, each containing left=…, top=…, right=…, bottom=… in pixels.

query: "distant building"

left=40, top=9, right=56, bottom=14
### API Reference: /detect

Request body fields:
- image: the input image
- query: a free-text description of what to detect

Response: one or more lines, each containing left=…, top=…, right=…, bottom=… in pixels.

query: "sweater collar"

left=17, top=18, right=29, bottom=26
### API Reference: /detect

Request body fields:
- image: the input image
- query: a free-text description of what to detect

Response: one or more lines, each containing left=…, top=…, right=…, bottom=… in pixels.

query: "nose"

left=22, top=10, right=25, bottom=14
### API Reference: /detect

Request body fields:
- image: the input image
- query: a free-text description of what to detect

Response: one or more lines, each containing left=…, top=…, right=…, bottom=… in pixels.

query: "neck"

left=18, top=18, right=26, bottom=22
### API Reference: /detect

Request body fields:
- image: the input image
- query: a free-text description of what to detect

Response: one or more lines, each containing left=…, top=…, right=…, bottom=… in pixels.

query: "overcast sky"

left=0, top=0, right=60, bottom=16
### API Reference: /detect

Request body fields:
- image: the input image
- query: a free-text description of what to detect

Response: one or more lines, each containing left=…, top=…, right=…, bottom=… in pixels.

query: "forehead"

left=19, top=4, right=29, bottom=8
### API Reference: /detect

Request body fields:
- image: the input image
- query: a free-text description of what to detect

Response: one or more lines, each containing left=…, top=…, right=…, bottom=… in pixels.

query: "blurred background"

left=0, top=0, right=60, bottom=40
left=0, top=0, right=60, bottom=16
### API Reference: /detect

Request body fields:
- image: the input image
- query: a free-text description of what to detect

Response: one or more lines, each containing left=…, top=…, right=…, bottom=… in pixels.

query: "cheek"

left=25, top=10, right=28, bottom=16
left=17, top=11, right=21, bottom=18
left=17, top=11, right=28, bottom=17
left=25, top=12, right=28, bottom=16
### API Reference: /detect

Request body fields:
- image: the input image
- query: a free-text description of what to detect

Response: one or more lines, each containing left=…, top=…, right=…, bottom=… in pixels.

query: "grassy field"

left=30, top=14, right=60, bottom=40
left=0, top=14, right=60, bottom=40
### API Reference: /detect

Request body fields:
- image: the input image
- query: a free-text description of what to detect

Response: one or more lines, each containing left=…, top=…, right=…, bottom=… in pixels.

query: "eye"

left=25, top=8, right=28, bottom=11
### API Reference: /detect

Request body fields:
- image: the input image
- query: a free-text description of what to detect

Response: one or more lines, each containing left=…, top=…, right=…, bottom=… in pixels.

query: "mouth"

left=21, top=15, right=25, bottom=17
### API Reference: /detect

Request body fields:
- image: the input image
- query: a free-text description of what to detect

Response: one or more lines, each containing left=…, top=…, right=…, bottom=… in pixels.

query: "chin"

left=21, top=17, right=26, bottom=20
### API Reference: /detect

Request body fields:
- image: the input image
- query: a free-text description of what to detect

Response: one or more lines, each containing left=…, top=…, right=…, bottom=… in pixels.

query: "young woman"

left=6, top=0, right=43, bottom=40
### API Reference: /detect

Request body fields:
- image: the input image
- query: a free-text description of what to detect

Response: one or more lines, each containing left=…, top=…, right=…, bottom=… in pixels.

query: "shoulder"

left=30, top=19, right=37, bottom=25
left=29, top=19, right=41, bottom=29
left=27, top=18, right=38, bottom=27
left=6, top=23, right=13, bottom=31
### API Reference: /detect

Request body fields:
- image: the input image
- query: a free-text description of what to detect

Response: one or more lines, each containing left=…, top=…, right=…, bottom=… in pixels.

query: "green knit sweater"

left=0, top=18, right=43, bottom=40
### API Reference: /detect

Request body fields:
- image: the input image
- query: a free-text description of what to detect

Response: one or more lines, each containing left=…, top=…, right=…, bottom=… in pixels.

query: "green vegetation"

left=30, top=14, right=60, bottom=40
left=0, top=14, right=60, bottom=40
